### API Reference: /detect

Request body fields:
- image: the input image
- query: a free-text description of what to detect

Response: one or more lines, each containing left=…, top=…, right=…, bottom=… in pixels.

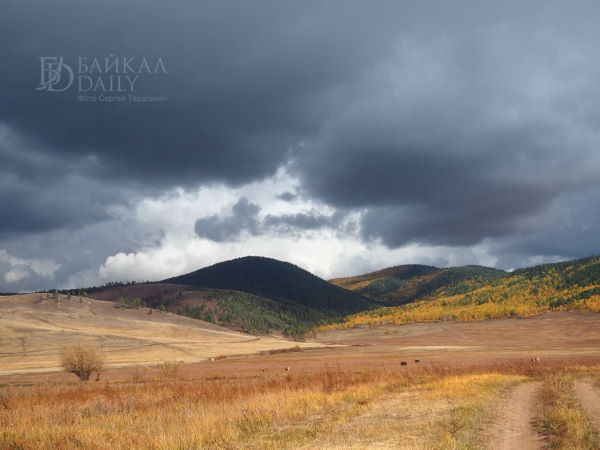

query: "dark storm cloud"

left=0, top=126, right=121, bottom=234
left=293, top=1, right=600, bottom=248
left=485, top=186, right=600, bottom=269
left=4, top=0, right=600, bottom=289
left=0, top=0, right=405, bottom=190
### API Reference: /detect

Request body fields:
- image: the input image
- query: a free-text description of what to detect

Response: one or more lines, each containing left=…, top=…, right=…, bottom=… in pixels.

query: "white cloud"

left=87, top=169, right=500, bottom=283
left=3, top=268, right=29, bottom=284
left=96, top=226, right=500, bottom=282
left=0, top=249, right=61, bottom=287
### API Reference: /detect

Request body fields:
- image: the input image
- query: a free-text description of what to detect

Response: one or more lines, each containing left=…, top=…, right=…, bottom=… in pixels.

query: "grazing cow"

left=285, top=367, right=290, bottom=372
left=400, top=361, right=408, bottom=366
left=414, top=358, right=422, bottom=363
left=530, top=356, right=540, bottom=363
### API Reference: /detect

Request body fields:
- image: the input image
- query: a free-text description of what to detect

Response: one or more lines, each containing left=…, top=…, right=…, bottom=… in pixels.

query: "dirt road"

left=486, top=382, right=543, bottom=450
left=574, top=381, right=600, bottom=430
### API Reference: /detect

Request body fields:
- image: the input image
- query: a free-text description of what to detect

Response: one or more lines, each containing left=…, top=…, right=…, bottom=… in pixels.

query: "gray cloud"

left=485, top=186, right=600, bottom=268
left=294, top=2, right=600, bottom=248
left=195, top=197, right=349, bottom=242
left=0, top=125, right=127, bottom=235
left=276, top=192, right=298, bottom=202
left=3, top=1, right=600, bottom=289
left=264, top=210, right=347, bottom=232
left=195, top=198, right=261, bottom=242
left=0, top=0, right=404, bottom=191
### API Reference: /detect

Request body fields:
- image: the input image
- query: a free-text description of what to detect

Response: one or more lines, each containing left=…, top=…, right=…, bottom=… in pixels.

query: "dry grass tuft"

left=157, top=361, right=183, bottom=379
left=539, top=373, right=600, bottom=449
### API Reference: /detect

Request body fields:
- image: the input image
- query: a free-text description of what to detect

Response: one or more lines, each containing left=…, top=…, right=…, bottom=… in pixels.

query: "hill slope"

left=0, top=293, right=319, bottom=374
left=89, top=283, right=330, bottom=338
left=163, top=256, right=377, bottom=314
left=321, top=255, right=600, bottom=330
left=331, top=264, right=506, bottom=305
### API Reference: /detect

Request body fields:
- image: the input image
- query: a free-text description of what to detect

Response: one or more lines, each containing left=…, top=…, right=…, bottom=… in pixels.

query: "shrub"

left=158, top=361, right=183, bottom=379
left=61, top=344, right=106, bottom=381
left=130, top=364, right=148, bottom=383
left=116, top=297, right=145, bottom=309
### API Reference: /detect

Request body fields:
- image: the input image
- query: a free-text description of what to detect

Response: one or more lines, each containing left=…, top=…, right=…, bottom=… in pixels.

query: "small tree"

left=61, top=344, right=106, bottom=381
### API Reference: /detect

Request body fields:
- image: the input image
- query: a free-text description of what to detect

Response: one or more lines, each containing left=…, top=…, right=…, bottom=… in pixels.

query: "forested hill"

left=321, top=255, right=600, bottom=330
left=163, top=256, right=377, bottom=315
left=330, top=264, right=506, bottom=305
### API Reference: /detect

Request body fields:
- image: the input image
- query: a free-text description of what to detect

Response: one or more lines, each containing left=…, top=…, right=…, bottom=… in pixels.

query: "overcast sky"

left=2, top=1, right=600, bottom=291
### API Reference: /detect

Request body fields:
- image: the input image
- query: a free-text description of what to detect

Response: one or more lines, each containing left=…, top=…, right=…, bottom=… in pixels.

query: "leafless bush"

left=130, top=364, right=148, bottom=382
left=61, top=343, right=106, bottom=382
left=158, top=361, right=183, bottom=379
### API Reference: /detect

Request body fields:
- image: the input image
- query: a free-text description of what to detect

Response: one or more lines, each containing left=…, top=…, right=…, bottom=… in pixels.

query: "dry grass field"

left=2, top=360, right=600, bottom=449
left=313, top=311, right=600, bottom=364
left=2, top=302, right=600, bottom=449
left=0, top=293, right=320, bottom=375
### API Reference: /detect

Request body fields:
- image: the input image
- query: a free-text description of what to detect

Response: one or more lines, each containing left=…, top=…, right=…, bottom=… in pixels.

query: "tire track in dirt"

left=574, top=381, right=600, bottom=430
left=486, top=382, right=543, bottom=450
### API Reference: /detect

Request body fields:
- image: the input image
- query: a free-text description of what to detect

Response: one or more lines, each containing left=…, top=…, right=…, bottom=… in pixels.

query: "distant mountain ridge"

left=78, top=254, right=600, bottom=336
left=330, top=264, right=506, bottom=305
left=321, top=255, right=600, bottom=331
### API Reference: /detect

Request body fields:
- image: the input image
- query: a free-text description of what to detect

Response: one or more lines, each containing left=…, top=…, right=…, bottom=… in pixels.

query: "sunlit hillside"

left=0, top=293, right=320, bottom=374
left=321, top=256, right=600, bottom=331
left=330, top=264, right=506, bottom=305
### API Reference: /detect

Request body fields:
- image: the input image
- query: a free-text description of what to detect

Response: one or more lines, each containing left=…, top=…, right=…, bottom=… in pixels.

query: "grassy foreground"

left=1, top=360, right=599, bottom=449
left=539, top=373, right=600, bottom=449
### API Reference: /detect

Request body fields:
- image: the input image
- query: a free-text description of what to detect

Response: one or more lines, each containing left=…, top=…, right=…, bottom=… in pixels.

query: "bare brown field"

left=313, top=311, right=600, bottom=364
left=0, top=293, right=321, bottom=375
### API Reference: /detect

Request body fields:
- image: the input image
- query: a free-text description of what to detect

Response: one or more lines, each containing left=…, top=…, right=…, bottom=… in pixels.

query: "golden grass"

left=2, top=360, right=598, bottom=449
left=539, top=373, right=600, bottom=449
left=263, top=373, right=526, bottom=449
left=416, top=373, right=527, bottom=449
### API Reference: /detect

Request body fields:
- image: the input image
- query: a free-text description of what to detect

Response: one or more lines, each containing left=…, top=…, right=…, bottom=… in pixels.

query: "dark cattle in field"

left=400, top=361, right=408, bottom=366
